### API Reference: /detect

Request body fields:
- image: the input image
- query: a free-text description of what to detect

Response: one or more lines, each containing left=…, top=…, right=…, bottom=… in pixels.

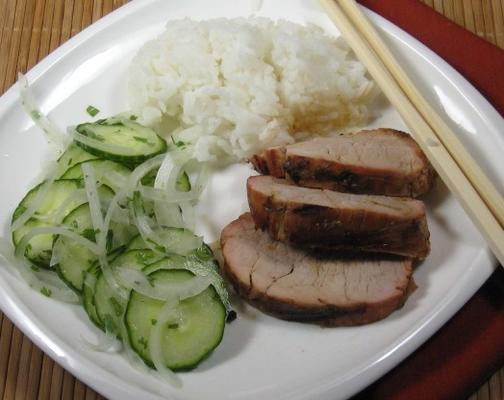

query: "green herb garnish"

left=133, top=136, right=148, bottom=143
left=86, top=105, right=100, bottom=117
left=40, top=287, right=52, bottom=297
left=31, top=110, right=41, bottom=120
left=138, top=336, right=148, bottom=349
left=109, top=297, right=123, bottom=317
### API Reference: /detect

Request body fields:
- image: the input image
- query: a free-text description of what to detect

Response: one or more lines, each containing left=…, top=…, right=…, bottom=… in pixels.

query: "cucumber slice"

left=94, top=249, right=164, bottom=336
left=12, top=179, right=88, bottom=268
left=53, top=199, right=133, bottom=293
left=83, top=263, right=102, bottom=328
left=60, top=159, right=131, bottom=192
left=126, top=227, right=211, bottom=258
left=142, top=255, right=187, bottom=275
left=141, top=167, right=191, bottom=192
left=12, top=180, right=114, bottom=269
left=82, top=249, right=124, bottom=330
left=56, top=143, right=98, bottom=177
left=125, top=269, right=226, bottom=370
left=75, top=118, right=167, bottom=165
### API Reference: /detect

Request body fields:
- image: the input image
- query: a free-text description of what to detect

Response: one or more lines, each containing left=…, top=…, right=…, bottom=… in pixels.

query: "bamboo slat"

left=0, top=1, right=502, bottom=399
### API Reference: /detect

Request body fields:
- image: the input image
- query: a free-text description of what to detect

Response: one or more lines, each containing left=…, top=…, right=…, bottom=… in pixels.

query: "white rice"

left=128, top=18, right=376, bottom=163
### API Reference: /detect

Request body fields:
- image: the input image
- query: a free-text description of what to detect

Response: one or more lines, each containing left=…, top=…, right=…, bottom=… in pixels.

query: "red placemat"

left=351, top=1, right=504, bottom=399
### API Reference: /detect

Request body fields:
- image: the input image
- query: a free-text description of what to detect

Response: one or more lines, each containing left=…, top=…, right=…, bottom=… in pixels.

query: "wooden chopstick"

left=319, top=0, right=504, bottom=266
left=337, top=0, right=504, bottom=229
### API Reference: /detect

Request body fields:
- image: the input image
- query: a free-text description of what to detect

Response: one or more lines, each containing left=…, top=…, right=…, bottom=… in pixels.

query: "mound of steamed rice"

left=128, top=18, right=376, bottom=163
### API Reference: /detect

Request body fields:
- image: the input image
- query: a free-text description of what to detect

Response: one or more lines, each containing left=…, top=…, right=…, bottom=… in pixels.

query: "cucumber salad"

left=4, top=76, right=235, bottom=386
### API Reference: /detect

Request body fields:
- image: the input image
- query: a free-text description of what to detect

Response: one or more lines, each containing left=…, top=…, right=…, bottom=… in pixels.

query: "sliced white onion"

left=101, top=154, right=166, bottom=241
left=98, top=154, right=161, bottom=287
left=130, top=192, right=202, bottom=255
left=80, top=331, right=122, bottom=353
left=179, top=202, right=195, bottom=232
left=101, top=170, right=128, bottom=191
left=0, top=237, right=18, bottom=267
left=139, top=185, right=200, bottom=203
left=15, top=226, right=102, bottom=257
left=49, top=242, right=61, bottom=267
left=183, top=256, right=233, bottom=313
left=14, top=226, right=99, bottom=300
left=18, top=73, right=69, bottom=150
left=109, top=206, right=131, bottom=226
left=82, top=163, right=129, bottom=298
left=82, top=163, right=105, bottom=244
left=11, top=163, right=58, bottom=232
left=116, top=267, right=212, bottom=301
left=2, top=233, right=77, bottom=303
left=149, top=299, right=182, bottom=388
left=154, top=150, right=191, bottom=190
left=154, top=203, right=184, bottom=229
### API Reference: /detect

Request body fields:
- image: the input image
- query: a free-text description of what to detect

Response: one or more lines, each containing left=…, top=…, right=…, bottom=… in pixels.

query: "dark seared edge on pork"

left=221, top=213, right=416, bottom=326
left=247, top=175, right=430, bottom=259
left=249, top=128, right=435, bottom=197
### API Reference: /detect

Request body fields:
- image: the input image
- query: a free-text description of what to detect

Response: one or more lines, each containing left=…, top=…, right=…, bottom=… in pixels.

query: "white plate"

left=0, top=1, right=502, bottom=399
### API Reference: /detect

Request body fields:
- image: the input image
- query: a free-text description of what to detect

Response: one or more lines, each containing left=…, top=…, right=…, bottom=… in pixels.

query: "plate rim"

left=0, top=1, right=499, bottom=399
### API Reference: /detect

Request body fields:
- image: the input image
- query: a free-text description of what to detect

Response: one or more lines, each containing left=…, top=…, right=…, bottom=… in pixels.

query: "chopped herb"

left=67, top=157, right=73, bottom=166
left=129, top=115, right=138, bottom=121
left=103, top=314, right=117, bottom=333
left=82, top=228, right=96, bottom=242
left=167, top=323, right=179, bottom=329
left=42, top=249, right=52, bottom=258
left=151, top=318, right=157, bottom=326
left=171, top=136, right=186, bottom=149
left=135, top=250, right=155, bottom=265
left=138, top=336, right=148, bottom=349
left=106, top=230, right=114, bottom=252
left=141, top=171, right=156, bottom=187
left=146, top=238, right=166, bottom=254
left=133, top=136, right=148, bottom=143
left=194, top=245, right=213, bottom=261
left=30, top=265, right=40, bottom=272
left=86, top=105, right=100, bottom=117
left=84, top=130, right=104, bottom=142
left=40, top=287, right=52, bottom=297
left=70, top=220, right=79, bottom=230
left=108, top=296, right=123, bottom=317
left=31, top=110, right=41, bottom=120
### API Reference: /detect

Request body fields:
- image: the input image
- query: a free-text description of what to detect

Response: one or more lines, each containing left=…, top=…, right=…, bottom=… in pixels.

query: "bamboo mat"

left=0, top=1, right=502, bottom=399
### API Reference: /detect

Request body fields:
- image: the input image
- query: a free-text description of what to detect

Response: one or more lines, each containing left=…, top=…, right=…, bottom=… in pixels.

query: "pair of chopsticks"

left=319, top=0, right=504, bottom=266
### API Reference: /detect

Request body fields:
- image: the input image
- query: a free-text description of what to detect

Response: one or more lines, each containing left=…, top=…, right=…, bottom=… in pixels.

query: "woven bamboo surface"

left=0, top=0, right=502, bottom=399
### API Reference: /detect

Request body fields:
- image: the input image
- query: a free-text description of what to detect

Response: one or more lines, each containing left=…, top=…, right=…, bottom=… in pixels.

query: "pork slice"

left=247, top=175, right=430, bottom=259
left=250, top=128, right=435, bottom=197
left=221, top=213, right=415, bottom=326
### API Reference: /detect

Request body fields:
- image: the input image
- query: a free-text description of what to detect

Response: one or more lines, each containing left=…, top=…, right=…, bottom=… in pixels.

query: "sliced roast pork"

left=247, top=175, right=430, bottom=259
left=250, top=128, right=435, bottom=197
left=221, top=213, right=415, bottom=326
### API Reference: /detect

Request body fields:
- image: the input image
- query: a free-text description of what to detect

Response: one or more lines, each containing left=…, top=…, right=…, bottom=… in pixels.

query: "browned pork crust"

left=221, top=213, right=415, bottom=326
left=250, top=128, right=435, bottom=197
left=247, top=175, right=430, bottom=259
